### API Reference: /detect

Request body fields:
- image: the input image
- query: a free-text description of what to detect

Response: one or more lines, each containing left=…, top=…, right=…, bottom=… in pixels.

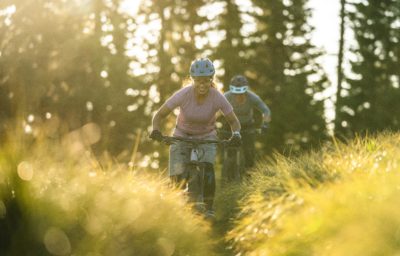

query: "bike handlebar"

left=218, top=128, right=261, bottom=136
left=161, top=136, right=228, bottom=146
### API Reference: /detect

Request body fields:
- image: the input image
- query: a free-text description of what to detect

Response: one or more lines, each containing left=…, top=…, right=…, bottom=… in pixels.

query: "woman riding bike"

left=224, top=75, right=271, bottom=170
left=150, top=58, right=241, bottom=216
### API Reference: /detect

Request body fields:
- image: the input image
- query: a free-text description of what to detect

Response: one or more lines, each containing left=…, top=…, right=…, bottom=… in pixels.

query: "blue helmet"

left=229, top=75, right=249, bottom=94
left=190, top=58, right=215, bottom=77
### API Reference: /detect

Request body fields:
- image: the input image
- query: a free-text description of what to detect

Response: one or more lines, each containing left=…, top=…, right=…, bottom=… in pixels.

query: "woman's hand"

left=149, top=130, right=163, bottom=142
left=229, top=131, right=242, bottom=146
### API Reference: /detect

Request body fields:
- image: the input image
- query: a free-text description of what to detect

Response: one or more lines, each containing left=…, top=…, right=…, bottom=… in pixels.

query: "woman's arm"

left=251, top=92, right=271, bottom=124
left=224, top=111, right=241, bottom=133
left=152, top=104, right=172, bottom=131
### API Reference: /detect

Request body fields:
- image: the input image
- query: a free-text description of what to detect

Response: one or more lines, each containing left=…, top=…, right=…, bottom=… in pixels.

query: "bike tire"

left=186, top=163, right=206, bottom=213
left=222, top=147, right=243, bottom=183
left=221, top=157, right=233, bottom=183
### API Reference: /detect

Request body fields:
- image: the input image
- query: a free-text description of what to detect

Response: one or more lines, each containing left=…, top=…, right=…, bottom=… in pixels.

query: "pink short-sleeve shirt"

left=165, top=85, right=233, bottom=138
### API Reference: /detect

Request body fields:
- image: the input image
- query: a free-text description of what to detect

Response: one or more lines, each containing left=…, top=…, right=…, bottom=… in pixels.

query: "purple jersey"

left=165, top=85, right=233, bottom=138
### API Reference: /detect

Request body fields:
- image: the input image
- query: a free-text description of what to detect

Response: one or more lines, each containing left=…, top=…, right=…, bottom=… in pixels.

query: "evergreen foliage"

left=1, top=0, right=398, bottom=163
left=242, top=0, right=329, bottom=153
left=211, top=0, right=247, bottom=87
left=336, top=0, right=400, bottom=137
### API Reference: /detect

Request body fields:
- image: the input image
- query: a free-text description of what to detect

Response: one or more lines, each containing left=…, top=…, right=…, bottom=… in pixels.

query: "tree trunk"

left=334, top=0, right=346, bottom=135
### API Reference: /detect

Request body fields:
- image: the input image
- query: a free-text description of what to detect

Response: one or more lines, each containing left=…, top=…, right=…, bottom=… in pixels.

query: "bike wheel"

left=222, top=155, right=235, bottom=184
left=186, top=163, right=206, bottom=213
left=233, top=149, right=244, bottom=182
left=222, top=147, right=242, bottom=183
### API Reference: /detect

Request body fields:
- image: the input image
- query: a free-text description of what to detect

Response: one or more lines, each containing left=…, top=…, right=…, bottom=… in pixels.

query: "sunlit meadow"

left=0, top=127, right=213, bottom=256
left=2, top=122, right=400, bottom=256
left=220, top=132, right=400, bottom=255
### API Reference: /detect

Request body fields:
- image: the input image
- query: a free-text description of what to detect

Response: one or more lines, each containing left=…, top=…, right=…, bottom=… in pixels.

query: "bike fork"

left=236, top=149, right=241, bottom=180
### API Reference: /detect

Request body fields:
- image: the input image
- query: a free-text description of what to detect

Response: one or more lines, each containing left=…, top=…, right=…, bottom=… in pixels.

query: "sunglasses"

left=193, top=77, right=213, bottom=85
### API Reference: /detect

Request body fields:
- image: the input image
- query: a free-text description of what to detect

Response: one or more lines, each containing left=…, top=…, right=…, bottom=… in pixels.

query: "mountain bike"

left=162, top=136, right=227, bottom=214
left=219, top=128, right=261, bottom=184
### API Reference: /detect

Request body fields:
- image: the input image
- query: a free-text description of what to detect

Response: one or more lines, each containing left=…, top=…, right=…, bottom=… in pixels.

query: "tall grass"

left=0, top=131, right=214, bottom=256
left=3, top=128, right=400, bottom=255
left=224, top=132, right=400, bottom=255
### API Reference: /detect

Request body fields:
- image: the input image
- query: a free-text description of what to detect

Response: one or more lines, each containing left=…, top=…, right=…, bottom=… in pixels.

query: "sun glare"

left=119, top=0, right=140, bottom=16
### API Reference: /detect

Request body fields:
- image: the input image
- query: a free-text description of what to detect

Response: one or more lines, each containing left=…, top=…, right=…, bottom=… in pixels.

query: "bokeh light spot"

left=86, top=101, right=93, bottom=111
left=81, top=123, right=101, bottom=145
left=44, top=227, right=71, bottom=256
left=17, top=161, right=34, bottom=181
left=24, top=124, right=33, bottom=134
left=27, top=114, right=35, bottom=122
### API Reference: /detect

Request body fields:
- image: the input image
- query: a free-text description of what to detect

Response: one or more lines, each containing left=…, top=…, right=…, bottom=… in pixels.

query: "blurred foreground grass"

left=2, top=128, right=400, bottom=256
left=219, top=132, right=400, bottom=256
left=0, top=132, right=213, bottom=256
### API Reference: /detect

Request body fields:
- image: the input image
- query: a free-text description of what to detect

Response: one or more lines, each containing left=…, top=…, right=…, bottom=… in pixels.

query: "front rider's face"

left=193, top=77, right=212, bottom=95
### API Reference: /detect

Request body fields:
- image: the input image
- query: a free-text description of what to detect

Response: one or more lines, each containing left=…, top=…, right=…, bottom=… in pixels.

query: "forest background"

left=1, top=0, right=399, bottom=171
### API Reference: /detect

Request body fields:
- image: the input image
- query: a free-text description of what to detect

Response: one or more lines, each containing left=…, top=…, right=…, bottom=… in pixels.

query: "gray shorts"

left=169, top=140, right=217, bottom=176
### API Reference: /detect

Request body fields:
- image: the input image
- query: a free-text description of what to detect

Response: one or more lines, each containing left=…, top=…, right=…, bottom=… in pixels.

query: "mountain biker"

left=223, top=74, right=271, bottom=170
left=150, top=58, right=241, bottom=216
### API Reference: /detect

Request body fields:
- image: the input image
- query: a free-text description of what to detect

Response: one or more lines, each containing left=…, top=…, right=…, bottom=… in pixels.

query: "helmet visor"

left=229, top=85, right=248, bottom=94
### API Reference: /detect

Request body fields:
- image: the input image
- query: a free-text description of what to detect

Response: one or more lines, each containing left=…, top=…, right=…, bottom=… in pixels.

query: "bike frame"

left=221, top=144, right=244, bottom=183
left=162, top=136, right=226, bottom=212
left=219, top=128, right=261, bottom=184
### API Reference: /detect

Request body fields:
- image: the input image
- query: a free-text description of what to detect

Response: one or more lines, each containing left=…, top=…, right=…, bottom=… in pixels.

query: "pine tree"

left=211, top=0, right=247, bottom=88
left=247, top=0, right=328, bottom=153
left=136, top=0, right=209, bottom=104
left=338, top=0, right=400, bottom=136
left=0, top=1, right=144, bottom=155
left=334, top=0, right=347, bottom=137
